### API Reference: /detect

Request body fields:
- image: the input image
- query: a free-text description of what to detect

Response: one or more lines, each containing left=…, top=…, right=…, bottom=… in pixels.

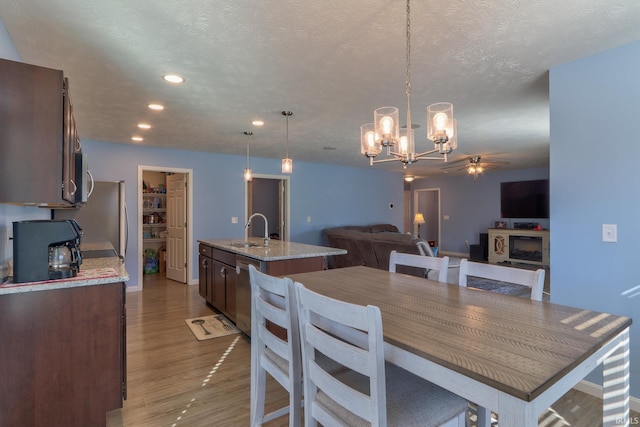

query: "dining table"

left=286, top=266, right=632, bottom=427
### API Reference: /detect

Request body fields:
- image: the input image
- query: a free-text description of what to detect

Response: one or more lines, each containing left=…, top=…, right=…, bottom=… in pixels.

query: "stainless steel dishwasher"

left=235, top=255, right=263, bottom=336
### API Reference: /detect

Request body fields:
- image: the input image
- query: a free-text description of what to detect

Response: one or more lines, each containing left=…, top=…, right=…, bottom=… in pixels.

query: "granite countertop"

left=198, top=238, right=347, bottom=262
left=0, top=242, right=129, bottom=295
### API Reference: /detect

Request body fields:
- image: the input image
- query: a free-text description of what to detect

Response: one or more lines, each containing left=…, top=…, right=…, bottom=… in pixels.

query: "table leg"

left=603, top=328, right=630, bottom=427
left=476, top=406, right=492, bottom=427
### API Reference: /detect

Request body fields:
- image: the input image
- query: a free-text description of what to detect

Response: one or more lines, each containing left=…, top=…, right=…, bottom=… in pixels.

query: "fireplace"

left=509, top=235, right=542, bottom=263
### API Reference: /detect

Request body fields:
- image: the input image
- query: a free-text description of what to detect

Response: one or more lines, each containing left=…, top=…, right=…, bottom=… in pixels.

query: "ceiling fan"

left=441, top=155, right=509, bottom=180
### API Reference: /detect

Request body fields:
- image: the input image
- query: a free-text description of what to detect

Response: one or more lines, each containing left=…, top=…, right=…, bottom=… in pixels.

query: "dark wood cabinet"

left=0, top=58, right=81, bottom=205
left=0, top=282, right=126, bottom=427
left=198, top=244, right=237, bottom=320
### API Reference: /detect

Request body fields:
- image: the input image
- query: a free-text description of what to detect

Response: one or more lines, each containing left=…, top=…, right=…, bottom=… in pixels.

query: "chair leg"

left=250, top=362, right=267, bottom=426
left=289, top=383, right=302, bottom=427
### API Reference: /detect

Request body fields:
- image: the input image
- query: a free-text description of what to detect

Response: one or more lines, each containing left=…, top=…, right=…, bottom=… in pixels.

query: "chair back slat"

left=459, top=259, right=545, bottom=300
left=389, top=250, right=450, bottom=283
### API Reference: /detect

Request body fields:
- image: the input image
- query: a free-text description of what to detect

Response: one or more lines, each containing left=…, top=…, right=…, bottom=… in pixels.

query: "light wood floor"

left=108, top=274, right=638, bottom=427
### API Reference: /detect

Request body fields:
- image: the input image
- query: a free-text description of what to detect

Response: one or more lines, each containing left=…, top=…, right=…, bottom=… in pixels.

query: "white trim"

left=244, top=173, right=291, bottom=241
left=574, top=380, right=640, bottom=413
left=137, top=165, right=194, bottom=289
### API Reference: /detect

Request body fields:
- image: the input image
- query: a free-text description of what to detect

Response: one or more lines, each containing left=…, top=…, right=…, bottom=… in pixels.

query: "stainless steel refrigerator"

left=54, top=181, right=127, bottom=259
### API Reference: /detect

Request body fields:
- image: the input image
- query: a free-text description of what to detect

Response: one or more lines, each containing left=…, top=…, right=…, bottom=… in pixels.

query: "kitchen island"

left=197, top=238, right=346, bottom=335
left=0, top=246, right=128, bottom=427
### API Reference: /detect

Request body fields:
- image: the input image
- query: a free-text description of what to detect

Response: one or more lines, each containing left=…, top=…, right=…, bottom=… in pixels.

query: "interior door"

left=414, top=189, right=441, bottom=245
left=166, top=173, right=187, bottom=283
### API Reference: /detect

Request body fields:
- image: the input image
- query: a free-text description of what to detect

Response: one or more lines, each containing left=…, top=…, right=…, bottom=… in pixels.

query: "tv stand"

left=488, top=228, right=549, bottom=267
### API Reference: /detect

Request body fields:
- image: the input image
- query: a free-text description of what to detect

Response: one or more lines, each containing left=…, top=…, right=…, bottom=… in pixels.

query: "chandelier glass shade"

left=360, top=0, right=457, bottom=168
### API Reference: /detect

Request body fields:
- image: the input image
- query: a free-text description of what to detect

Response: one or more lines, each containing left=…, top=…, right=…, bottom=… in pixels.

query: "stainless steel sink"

left=228, top=241, right=263, bottom=248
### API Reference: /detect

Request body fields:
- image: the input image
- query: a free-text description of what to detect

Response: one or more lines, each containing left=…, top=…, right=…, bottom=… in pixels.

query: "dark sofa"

left=322, top=224, right=424, bottom=272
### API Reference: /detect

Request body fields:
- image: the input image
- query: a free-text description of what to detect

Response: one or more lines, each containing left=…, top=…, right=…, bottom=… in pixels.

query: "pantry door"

left=166, top=173, right=187, bottom=283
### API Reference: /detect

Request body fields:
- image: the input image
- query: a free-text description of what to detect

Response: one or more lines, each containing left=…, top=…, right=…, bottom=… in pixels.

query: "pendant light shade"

left=243, top=131, right=253, bottom=181
left=281, top=111, right=293, bottom=174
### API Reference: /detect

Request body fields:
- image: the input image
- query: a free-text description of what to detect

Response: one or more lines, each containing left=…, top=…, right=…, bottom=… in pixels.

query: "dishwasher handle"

left=236, top=260, right=260, bottom=275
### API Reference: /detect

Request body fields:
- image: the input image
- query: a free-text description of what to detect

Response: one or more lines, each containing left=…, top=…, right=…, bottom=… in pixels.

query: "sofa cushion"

left=369, top=223, right=400, bottom=233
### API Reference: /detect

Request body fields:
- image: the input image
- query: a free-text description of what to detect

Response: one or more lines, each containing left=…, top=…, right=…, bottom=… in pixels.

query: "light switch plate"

left=602, top=224, right=617, bottom=243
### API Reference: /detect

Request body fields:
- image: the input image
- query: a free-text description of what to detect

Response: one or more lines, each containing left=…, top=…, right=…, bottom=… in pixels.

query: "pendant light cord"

left=405, top=0, right=412, bottom=133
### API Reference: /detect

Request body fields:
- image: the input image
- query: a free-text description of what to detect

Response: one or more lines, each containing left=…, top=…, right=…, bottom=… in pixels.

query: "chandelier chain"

left=406, top=0, right=411, bottom=100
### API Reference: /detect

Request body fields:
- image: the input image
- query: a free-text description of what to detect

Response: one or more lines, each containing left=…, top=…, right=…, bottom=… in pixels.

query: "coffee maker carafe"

left=12, top=219, right=83, bottom=283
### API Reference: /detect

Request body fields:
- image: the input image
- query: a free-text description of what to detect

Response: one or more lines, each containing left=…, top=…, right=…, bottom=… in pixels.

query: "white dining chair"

left=389, top=249, right=450, bottom=283
left=249, top=264, right=302, bottom=427
left=458, top=259, right=546, bottom=426
left=458, top=258, right=546, bottom=301
left=294, top=281, right=468, bottom=427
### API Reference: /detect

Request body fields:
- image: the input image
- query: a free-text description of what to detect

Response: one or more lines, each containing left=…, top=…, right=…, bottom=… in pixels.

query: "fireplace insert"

left=509, top=235, right=542, bottom=262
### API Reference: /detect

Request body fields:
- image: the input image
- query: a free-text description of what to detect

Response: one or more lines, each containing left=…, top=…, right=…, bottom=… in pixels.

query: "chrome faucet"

left=245, top=213, right=269, bottom=246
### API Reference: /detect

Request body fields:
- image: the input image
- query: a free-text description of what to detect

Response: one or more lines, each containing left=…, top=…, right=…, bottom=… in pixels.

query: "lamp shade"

left=413, top=213, right=425, bottom=224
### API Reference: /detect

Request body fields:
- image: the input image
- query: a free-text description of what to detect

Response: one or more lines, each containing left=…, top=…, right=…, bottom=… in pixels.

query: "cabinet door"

left=225, top=266, right=236, bottom=321
left=198, top=255, right=209, bottom=300
left=211, top=260, right=227, bottom=312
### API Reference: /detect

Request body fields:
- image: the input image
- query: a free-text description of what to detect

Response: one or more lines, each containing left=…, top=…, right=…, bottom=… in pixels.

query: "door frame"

left=413, top=188, right=441, bottom=245
left=137, top=165, right=194, bottom=289
left=245, top=173, right=290, bottom=241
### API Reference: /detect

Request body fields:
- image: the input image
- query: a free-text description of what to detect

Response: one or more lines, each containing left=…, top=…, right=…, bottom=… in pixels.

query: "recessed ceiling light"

left=163, top=74, right=184, bottom=84
left=148, top=103, right=164, bottom=111
left=131, top=136, right=144, bottom=142
left=137, top=123, right=151, bottom=129
left=252, top=120, right=264, bottom=126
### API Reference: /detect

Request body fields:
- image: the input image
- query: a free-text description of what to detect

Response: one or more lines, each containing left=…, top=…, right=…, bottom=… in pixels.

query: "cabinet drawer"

left=211, top=248, right=236, bottom=266
left=199, top=244, right=212, bottom=258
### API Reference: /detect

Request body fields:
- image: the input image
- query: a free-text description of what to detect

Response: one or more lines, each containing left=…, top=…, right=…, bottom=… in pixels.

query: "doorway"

left=245, top=174, right=290, bottom=241
left=138, top=166, right=193, bottom=289
left=413, top=188, right=440, bottom=246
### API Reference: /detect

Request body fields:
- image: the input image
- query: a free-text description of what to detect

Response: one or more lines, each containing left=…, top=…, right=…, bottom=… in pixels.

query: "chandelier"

left=360, top=0, right=457, bottom=168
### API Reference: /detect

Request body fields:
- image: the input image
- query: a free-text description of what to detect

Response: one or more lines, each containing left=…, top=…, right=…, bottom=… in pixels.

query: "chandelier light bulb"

left=433, top=112, right=448, bottom=131
left=381, top=116, right=394, bottom=136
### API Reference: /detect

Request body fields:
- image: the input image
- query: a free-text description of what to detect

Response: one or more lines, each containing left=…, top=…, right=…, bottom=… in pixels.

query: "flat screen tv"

left=500, top=179, right=549, bottom=219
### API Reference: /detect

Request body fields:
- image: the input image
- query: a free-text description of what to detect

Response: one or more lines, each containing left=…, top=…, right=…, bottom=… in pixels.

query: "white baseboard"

left=574, top=380, right=640, bottom=413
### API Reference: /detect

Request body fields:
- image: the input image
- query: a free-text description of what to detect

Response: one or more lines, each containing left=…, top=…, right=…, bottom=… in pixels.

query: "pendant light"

left=281, top=111, right=293, bottom=174
left=243, top=131, right=253, bottom=181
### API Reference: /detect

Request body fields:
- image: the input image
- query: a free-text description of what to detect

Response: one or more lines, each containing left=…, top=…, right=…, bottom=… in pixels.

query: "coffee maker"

left=12, top=219, right=83, bottom=283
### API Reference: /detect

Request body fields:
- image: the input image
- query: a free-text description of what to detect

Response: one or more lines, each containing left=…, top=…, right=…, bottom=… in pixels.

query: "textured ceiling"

left=1, top=0, right=639, bottom=176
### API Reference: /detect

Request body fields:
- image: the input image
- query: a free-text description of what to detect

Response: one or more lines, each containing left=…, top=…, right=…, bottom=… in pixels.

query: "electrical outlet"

left=602, top=224, right=617, bottom=243
left=231, top=217, right=238, bottom=224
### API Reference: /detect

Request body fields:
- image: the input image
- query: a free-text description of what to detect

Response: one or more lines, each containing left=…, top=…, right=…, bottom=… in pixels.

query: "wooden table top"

left=287, top=266, right=632, bottom=402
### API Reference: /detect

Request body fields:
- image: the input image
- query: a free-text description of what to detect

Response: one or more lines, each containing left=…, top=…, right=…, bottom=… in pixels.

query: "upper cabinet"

left=0, top=58, right=83, bottom=206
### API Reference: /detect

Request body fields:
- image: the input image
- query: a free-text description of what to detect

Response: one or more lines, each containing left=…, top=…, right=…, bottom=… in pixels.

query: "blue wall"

left=65, top=140, right=405, bottom=287
left=410, top=167, right=550, bottom=254
left=550, top=41, right=640, bottom=398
